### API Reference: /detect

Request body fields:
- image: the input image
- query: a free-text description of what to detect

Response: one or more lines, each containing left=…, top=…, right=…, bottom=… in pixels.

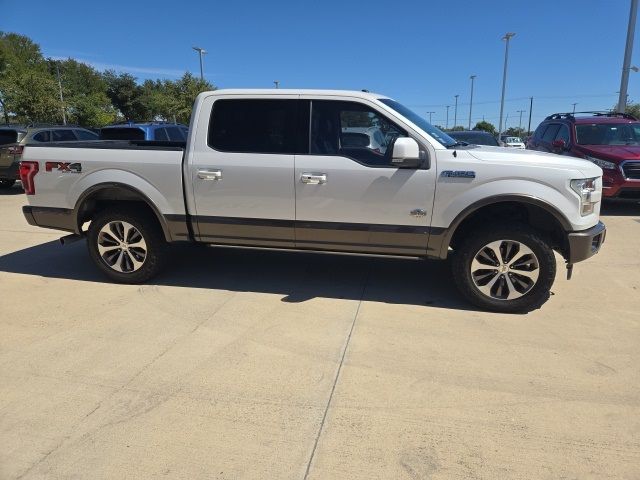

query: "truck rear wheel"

left=87, top=208, right=168, bottom=283
left=451, top=224, right=556, bottom=313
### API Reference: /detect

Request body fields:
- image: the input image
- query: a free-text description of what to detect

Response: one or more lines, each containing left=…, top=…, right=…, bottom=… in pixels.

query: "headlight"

left=585, top=155, right=616, bottom=170
left=570, top=178, right=598, bottom=216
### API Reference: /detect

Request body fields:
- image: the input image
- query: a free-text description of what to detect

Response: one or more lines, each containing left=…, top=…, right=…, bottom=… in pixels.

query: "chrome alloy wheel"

left=97, top=221, right=147, bottom=273
left=470, top=240, right=540, bottom=301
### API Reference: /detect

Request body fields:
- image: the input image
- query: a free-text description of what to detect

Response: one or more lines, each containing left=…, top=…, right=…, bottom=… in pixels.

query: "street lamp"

left=617, top=0, right=639, bottom=113
left=426, top=111, right=435, bottom=124
left=498, top=32, right=516, bottom=137
left=274, top=81, right=280, bottom=89
left=468, top=75, right=476, bottom=130
left=453, top=94, right=459, bottom=128
left=192, top=46, right=207, bottom=82
left=445, top=105, right=450, bottom=129
left=572, top=102, right=578, bottom=114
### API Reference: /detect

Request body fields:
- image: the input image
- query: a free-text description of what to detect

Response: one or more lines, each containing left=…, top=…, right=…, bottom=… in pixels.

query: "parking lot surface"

left=1, top=184, right=639, bottom=479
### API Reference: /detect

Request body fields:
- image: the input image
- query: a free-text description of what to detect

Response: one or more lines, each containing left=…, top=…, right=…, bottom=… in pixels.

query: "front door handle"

left=198, top=169, right=222, bottom=181
left=301, top=173, right=327, bottom=184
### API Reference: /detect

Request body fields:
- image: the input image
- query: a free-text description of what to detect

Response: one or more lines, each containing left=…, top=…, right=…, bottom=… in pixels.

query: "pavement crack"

left=302, top=268, right=370, bottom=480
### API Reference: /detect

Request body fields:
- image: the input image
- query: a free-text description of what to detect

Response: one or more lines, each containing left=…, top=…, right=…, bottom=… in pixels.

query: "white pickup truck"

left=20, top=89, right=606, bottom=313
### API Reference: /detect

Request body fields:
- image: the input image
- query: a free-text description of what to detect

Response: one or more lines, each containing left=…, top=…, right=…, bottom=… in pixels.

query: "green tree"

left=103, top=71, right=150, bottom=121
left=449, top=125, right=465, bottom=131
left=47, top=58, right=116, bottom=127
left=0, top=32, right=60, bottom=123
left=473, top=120, right=496, bottom=134
left=504, top=127, right=526, bottom=138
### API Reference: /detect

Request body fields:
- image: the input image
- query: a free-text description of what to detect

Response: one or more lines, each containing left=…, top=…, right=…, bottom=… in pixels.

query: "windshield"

left=505, top=137, right=522, bottom=143
left=378, top=98, right=457, bottom=147
left=576, top=123, right=640, bottom=145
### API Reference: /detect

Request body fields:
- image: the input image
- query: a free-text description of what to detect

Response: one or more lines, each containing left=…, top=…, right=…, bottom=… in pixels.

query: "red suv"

left=527, top=112, right=640, bottom=199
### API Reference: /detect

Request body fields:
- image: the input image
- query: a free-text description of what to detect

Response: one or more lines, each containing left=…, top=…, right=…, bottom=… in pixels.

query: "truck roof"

left=202, top=89, right=390, bottom=100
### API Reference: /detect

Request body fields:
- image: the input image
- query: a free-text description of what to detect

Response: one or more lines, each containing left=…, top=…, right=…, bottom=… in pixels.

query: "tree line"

left=0, top=32, right=215, bottom=127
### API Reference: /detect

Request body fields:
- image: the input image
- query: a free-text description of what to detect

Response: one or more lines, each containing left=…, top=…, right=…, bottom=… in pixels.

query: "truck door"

left=294, top=99, right=436, bottom=255
left=188, top=95, right=299, bottom=247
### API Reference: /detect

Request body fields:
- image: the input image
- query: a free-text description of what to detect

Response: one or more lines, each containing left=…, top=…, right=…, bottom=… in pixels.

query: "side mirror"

left=552, top=139, right=566, bottom=151
left=391, top=137, right=421, bottom=168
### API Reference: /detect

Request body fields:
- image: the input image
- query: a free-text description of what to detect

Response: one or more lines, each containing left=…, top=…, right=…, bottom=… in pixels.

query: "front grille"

left=622, top=161, right=640, bottom=179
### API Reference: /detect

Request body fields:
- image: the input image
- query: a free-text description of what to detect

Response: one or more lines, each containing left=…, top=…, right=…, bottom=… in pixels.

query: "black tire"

left=451, top=224, right=556, bottom=313
left=0, top=179, right=16, bottom=189
left=87, top=208, right=168, bottom=283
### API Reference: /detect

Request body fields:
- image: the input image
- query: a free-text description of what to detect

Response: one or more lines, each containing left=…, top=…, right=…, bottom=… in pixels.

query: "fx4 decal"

left=440, top=170, right=476, bottom=179
left=45, top=162, right=82, bottom=173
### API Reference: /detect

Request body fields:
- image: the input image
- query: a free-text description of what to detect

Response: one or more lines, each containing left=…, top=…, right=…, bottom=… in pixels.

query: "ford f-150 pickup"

left=20, top=89, right=606, bottom=313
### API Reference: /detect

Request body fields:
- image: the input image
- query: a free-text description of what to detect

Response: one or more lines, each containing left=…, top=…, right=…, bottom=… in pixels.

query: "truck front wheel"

left=87, top=208, right=168, bottom=283
left=451, top=224, right=556, bottom=313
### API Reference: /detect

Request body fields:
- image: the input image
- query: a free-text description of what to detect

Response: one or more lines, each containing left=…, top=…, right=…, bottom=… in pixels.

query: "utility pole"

left=273, top=81, right=280, bottom=89
left=445, top=105, right=450, bottom=129
left=192, top=46, right=207, bottom=81
left=453, top=94, right=459, bottom=128
left=617, top=0, right=639, bottom=112
left=55, top=62, right=66, bottom=125
left=468, top=75, right=476, bottom=130
left=426, top=111, right=435, bottom=124
left=572, top=103, right=578, bottom=114
left=517, top=109, right=526, bottom=130
left=498, top=32, right=516, bottom=137
left=527, top=96, right=533, bottom=134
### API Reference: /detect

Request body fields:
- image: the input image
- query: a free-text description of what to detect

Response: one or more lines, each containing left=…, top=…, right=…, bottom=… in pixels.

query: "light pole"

left=617, top=0, right=639, bottom=112
left=453, top=95, right=459, bottom=128
left=468, top=75, right=476, bottom=130
left=426, top=111, right=435, bottom=124
left=55, top=62, right=66, bottom=125
left=527, top=96, right=533, bottom=134
left=445, top=105, right=450, bottom=129
left=517, top=109, right=526, bottom=131
left=572, top=103, right=578, bottom=114
left=274, top=81, right=280, bottom=89
left=192, top=46, right=207, bottom=82
left=498, top=32, right=516, bottom=137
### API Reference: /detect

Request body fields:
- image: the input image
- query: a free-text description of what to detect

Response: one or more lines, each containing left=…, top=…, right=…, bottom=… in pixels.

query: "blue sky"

left=2, top=0, right=638, bottom=130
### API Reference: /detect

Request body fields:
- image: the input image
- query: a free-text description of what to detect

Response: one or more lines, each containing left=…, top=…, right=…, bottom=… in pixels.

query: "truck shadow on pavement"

left=600, top=200, right=640, bottom=216
left=0, top=239, right=480, bottom=312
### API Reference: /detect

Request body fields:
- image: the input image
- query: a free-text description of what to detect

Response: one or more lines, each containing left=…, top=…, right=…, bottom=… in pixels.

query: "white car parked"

left=20, top=89, right=606, bottom=312
left=501, top=136, right=526, bottom=149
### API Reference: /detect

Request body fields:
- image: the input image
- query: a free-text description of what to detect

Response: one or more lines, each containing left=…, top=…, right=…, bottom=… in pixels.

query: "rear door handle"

left=198, top=169, right=222, bottom=180
left=301, top=173, right=327, bottom=184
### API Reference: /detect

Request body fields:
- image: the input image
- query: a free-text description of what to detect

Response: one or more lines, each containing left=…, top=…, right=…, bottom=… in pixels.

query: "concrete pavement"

left=1, top=184, right=639, bottom=479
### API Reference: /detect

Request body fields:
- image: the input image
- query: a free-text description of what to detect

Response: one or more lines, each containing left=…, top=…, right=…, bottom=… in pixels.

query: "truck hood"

left=577, top=144, right=640, bottom=161
left=466, top=146, right=602, bottom=177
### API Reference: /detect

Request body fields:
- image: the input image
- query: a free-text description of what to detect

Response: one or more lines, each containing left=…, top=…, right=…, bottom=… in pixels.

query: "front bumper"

left=567, top=221, right=606, bottom=264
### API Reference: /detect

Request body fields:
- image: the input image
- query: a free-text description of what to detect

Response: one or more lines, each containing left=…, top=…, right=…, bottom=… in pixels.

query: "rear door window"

left=32, top=131, right=51, bottom=142
left=51, top=129, right=77, bottom=141
left=208, top=99, right=298, bottom=154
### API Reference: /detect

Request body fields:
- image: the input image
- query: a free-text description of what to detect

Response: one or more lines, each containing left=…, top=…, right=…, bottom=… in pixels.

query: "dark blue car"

left=100, top=122, right=189, bottom=141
